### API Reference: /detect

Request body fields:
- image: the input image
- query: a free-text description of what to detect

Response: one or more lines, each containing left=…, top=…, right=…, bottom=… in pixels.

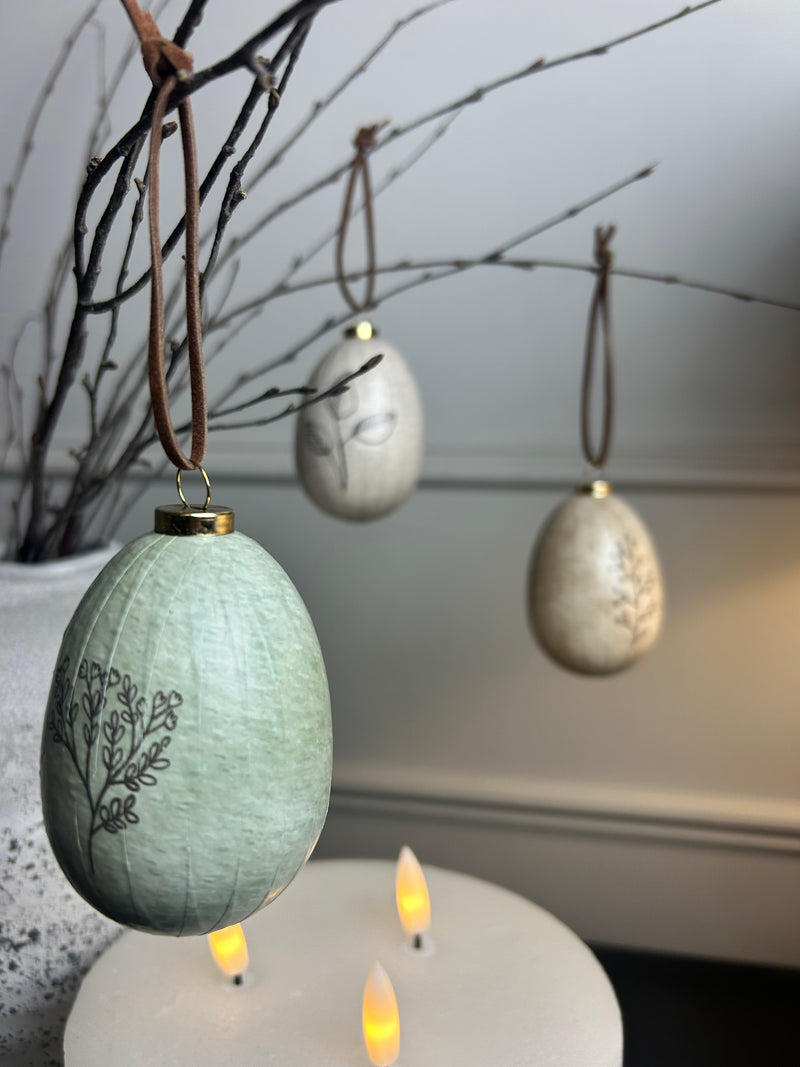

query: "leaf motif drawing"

left=327, top=374, right=358, bottom=419
left=310, top=371, right=396, bottom=492
left=611, top=534, right=658, bottom=646
left=303, top=421, right=333, bottom=456
left=46, top=656, right=182, bottom=871
left=350, top=411, right=397, bottom=446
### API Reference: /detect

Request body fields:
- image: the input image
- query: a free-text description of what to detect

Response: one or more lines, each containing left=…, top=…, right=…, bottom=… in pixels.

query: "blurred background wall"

left=2, top=0, right=799, bottom=965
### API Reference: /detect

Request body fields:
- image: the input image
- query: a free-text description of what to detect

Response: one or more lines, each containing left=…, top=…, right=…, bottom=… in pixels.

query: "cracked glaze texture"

left=40, top=530, right=331, bottom=938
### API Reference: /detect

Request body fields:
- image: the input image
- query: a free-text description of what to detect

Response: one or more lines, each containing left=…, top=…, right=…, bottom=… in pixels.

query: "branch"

left=172, top=0, right=209, bottom=48
left=73, top=0, right=340, bottom=288
left=0, top=318, right=37, bottom=471
left=180, top=0, right=341, bottom=93
left=246, top=0, right=455, bottom=191
left=0, top=0, right=103, bottom=275
left=271, top=254, right=800, bottom=314
left=200, top=16, right=313, bottom=290
left=216, top=163, right=656, bottom=329
left=205, top=357, right=383, bottom=433
left=381, top=1, right=724, bottom=146
left=210, top=0, right=724, bottom=279
left=277, top=109, right=463, bottom=291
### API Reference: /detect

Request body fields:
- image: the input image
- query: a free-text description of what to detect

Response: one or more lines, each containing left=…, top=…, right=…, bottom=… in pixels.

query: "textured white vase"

left=0, top=545, right=122, bottom=1066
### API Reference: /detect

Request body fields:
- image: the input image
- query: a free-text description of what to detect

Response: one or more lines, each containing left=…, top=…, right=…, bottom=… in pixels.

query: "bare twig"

left=204, top=356, right=383, bottom=433
left=201, top=16, right=313, bottom=290
left=82, top=0, right=719, bottom=316
left=0, top=318, right=36, bottom=471
left=87, top=13, right=318, bottom=499
left=197, top=109, right=463, bottom=375
left=246, top=0, right=455, bottom=191
left=211, top=1, right=723, bottom=281
left=380, top=1, right=723, bottom=146
left=277, top=109, right=463, bottom=290
left=274, top=254, right=800, bottom=313
left=17, top=0, right=334, bottom=558
left=5, top=0, right=737, bottom=560
left=180, top=0, right=341, bottom=93
left=215, top=164, right=656, bottom=330
left=172, top=0, right=209, bottom=48
left=0, top=0, right=103, bottom=275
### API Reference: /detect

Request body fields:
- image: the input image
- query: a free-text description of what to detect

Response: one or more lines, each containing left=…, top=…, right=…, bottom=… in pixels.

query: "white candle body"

left=65, top=860, right=622, bottom=1067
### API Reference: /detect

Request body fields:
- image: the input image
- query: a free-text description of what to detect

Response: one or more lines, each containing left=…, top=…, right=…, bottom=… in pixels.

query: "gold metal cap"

left=345, top=320, right=378, bottom=340
left=154, top=504, right=235, bottom=536
left=578, top=479, right=612, bottom=498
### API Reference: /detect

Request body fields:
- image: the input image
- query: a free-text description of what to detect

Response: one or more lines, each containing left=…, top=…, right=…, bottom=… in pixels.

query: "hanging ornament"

left=295, top=126, right=424, bottom=521
left=527, top=227, right=664, bottom=675
left=40, top=2, right=331, bottom=936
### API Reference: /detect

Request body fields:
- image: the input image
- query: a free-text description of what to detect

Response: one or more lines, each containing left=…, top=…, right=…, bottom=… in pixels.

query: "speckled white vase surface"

left=1, top=545, right=122, bottom=1067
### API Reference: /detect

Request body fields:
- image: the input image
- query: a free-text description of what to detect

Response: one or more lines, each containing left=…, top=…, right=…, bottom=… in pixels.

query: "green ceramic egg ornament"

left=40, top=503, right=332, bottom=936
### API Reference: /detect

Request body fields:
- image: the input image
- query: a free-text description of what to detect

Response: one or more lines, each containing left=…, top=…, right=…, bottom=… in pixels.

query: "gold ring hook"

left=176, top=466, right=212, bottom=511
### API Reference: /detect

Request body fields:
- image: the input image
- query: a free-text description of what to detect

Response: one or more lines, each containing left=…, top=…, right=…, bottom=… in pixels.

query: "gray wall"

left=2, top=1, right=800, bottom=965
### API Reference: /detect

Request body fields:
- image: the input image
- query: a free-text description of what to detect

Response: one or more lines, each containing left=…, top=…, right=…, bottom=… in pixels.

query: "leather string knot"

left=335, top=123, right=387, bottom=317
left=130, top=6, right=194, bottom=85
left=580, top=224, right=616, bottom=471
left=121, top=0, right=207, bottom=472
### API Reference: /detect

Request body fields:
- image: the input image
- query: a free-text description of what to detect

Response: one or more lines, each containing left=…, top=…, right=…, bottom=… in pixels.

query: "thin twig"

left=278, top=109, right=463, bottom=290
left=216, top=163, right=656, bottom=329
left=245, top=0, right=455, bottom=192
left=0, top=318, right=37, bottom=471
left=211, top=0, right=723, bottom=281
left=0, top=0, right=103, bottom=275
left=198, top=110, right=463, bottom=374
left=82, top=0, right=719, bottom=316
left=203, top=357, right=383, bottom=433
left=201, top=17, right=313, bottom=290
left=380, top=0, right=723, bottom=147
left=179, top=0, right=341, bottom=93
left=89, top=13, right=318, bottom=489
left=172, top=0, right=209, bottom=48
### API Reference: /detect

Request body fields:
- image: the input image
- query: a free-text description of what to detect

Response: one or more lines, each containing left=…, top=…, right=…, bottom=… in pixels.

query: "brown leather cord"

left=335, top=124, right=384, bottom=316
left=580, top=225, right=616, bottom=470
left=121, top=0, right=207, bottom=471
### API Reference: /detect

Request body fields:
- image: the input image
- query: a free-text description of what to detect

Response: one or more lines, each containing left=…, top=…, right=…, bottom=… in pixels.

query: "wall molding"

left=5, top=437, right=800, bottom=492
left=330, top=764, right=800, bottom=858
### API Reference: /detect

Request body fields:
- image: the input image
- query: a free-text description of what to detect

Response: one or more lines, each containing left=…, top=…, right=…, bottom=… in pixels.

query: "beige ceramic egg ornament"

left=528, top=480, right=663, bottom=675
left=527, top=225, right=664, bottom=675
left=295, top=124, right=424, bottom=521
left=295, top=321, right=424, bottom=521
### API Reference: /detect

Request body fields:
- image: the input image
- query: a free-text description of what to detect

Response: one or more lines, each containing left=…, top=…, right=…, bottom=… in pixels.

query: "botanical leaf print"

left=47, top=657, right=182, bottom=870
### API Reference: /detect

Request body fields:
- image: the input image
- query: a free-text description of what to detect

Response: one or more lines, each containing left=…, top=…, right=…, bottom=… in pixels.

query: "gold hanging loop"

left=176, top=465, right=212, bottom=510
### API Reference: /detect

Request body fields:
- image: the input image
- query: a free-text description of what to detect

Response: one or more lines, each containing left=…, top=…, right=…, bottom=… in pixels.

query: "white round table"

left=65, top=859, right=623, bottom=1067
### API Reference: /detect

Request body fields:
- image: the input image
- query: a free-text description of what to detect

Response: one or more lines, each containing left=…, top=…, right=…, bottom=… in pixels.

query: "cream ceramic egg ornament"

left=527, top=480, right=664, bottom=675
left=40, top=501, right=332, bottom=936
left=295, top=322, right=424, bottom=521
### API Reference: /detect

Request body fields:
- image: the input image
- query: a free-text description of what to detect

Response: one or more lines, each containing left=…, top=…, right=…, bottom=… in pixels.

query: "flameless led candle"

left=362, top=961, right=401, bottom=1066
left=208, top=923, right=249, bottom=982
left=65, top=860, right=623, bottom=1067
left=395, top=846, right=431, bottom=949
